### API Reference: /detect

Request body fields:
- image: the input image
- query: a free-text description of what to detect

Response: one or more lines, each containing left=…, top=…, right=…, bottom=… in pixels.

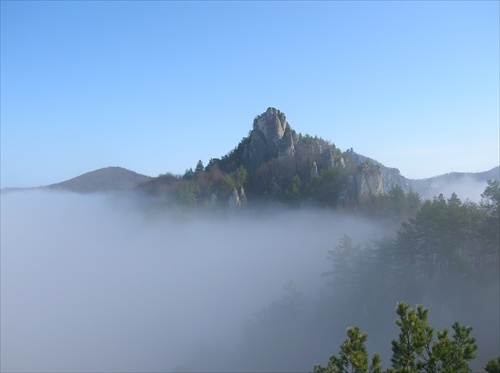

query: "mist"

left=1, top=190, right=498, bottom=372
left=420, top=175, right=491, bottom=203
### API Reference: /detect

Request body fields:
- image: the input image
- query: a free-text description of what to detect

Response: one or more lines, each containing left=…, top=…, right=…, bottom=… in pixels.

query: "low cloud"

left=1, top=191, right=383, bottom=372
left=1, top=190, right=497, bottom=372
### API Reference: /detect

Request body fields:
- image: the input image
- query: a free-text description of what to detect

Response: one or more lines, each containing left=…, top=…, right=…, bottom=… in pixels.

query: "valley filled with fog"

left=1, top=189, right=498, bottom=372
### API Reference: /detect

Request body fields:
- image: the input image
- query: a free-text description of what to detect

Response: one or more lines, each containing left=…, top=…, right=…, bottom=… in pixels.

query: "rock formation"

left=228, top=187, right=247, bottom=209
left=240, top=107, right=389, bottom=206
left=243, top=107, right=297, bottom=165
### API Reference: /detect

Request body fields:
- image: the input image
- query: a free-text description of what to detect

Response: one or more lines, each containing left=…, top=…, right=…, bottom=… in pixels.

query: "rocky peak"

left=244, top=107, right=296, bottom=165
left=253, top=107, right=289, bottom=143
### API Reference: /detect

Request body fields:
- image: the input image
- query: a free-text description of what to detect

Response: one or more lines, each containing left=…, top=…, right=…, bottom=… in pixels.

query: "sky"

left=1, top=1, right=499, bottom=188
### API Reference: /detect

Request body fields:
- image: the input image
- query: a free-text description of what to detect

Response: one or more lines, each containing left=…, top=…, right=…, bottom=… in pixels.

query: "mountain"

left=138, top=107, right=498, bottom=208
left=408, top=166, right=500, bottom=201
left=4, top=108, right=497, bottom=206
left=45, top=166, right=151, bottom=194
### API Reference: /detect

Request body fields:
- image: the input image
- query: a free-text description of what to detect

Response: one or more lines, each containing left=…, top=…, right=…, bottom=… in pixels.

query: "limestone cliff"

left=240, top=107, right=386, bottom=206
left=243, top=107, right=296, bottom=164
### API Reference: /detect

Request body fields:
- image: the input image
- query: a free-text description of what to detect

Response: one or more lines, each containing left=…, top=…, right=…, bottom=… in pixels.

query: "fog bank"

left=1, top=191, right=384, bottom=372
left=1, top=190, right=497, bottom=372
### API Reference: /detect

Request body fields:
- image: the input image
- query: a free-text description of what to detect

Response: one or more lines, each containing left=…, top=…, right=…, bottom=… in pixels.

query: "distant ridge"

left=427, top=166, right=499, bottom=181
left=406, top=166, right=500, bottom=200
left=45, top=166, right=151, bottom=194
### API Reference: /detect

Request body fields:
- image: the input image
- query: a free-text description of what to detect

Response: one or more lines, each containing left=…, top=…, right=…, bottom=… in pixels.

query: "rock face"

left=337, top=164, right=384, bottom=207
left=354, top=163, right=384, bottom=204
left=254, top=107, right=288, bottom=144
left=241, top=107, right=387, bottom=206
left=228, top=187, right=247, bottom=209
left=244, top=107, right=296, bottom=164
left=345, top=149, right=409, bottom=192
left=228, top=188, right=241, bottom=208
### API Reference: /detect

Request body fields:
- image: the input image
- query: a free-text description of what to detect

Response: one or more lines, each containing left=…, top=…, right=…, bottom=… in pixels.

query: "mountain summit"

left=46, top=166, right=151, bottom=194
left=137, top=107, right=498, bottom=208
left=243, top=107, right=296, bottom=163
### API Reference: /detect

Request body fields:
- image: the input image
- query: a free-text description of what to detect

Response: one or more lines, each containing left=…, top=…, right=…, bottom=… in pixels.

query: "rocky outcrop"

left=210, top=193, right=218, bottom=207
left=253, top=107, right=288, bottom=145
left=354, top=163, right=384, bottom=204
left=310, top=161, right=318, bottom=178
left=239, top=186, right=247, bottom=205
left=244, top=107, right=296, bottom=164
left=241, top=108, right=390, bottom=206
left=278, top=128, right=297, bottom=157
left=321, top=148, right=346, bottom=169
left=228, top=188, right=240, bottom=208
left=344, top=149, right=408, bottom=193
left=228, top=187, right=247, bottom=209
left=337, top=164, right=384, bottom=207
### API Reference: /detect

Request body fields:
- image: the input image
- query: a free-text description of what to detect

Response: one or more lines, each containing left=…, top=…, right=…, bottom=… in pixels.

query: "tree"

left=306, top=166, right=347, bottom=208
left=314, top=303, right=478, bottom=373
left=183, top=167, right=194, bottom=180
left=232, top=164, right=248, bottom=188
left=481, top=179, right=500, bottom=217
left=388, top=302, right=477, bottom=373
left=195, top=159, right=204, bottom=174
left=313, top=326, right=382, bottom=373
left=479, top=179, right=500, bottom=260
left=485, top=357, right=500, bottom=373
left=282, top=174, right=302, bottom=205
left=178, top=181, right=200, bottom=207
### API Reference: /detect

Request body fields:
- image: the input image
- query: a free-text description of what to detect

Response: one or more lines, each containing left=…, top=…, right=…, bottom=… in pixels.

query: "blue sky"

left=1, top=1, right=498, bottom=187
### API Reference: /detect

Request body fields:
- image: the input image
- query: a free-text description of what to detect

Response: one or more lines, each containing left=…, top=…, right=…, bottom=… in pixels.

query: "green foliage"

left=306, top=166, right=347, bottom=207
left=485, top=357, right=500, bottom=373
left=299, top=133, right=317, bottom=147
left=178, top=181, right=200, bottom=207
left=232, top=164, right=248, bottom=188
left=480, top=179, right=500, bottom=258
left=217, top=165, right=248, bottom=196
left=195, top=159, right=204, bottom=174
left=481, top=179, right=500, bottom=215
left=314, top=326, right=382, bottom=373
left=388, top=302, right=477, bottom=373
left=282, top=174, right=302, bottom=204
left=394, top=192, right=486, bottom=281
left=183, top=167, right=194, bottom=180
left=315, top=303, right=478, bottom=373
left=389, top=303, right=434, bottom=372
left=369, top=186, right=421, bottom=223
left=218, top=137, right=249, bottom=173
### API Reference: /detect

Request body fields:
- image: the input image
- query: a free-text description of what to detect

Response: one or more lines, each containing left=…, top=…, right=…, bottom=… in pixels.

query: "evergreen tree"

left=388, top=303, right=477, bottom=373
left=195, top=159, right=204, bottom=174
left=313, top=327, right=382, bottom=373
left=485, top=357, right=500, bottom=373
left=314, top=303, right=478, bottom=373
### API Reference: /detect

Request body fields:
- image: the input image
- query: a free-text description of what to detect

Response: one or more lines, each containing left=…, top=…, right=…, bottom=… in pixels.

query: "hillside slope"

left=46, top=166, right=151, bottom=194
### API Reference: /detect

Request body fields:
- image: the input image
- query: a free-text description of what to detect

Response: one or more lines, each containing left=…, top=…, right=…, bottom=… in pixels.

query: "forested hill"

left=45, top=166, right=151, bottom=194
left=137, top=107, right=499, bottom=209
